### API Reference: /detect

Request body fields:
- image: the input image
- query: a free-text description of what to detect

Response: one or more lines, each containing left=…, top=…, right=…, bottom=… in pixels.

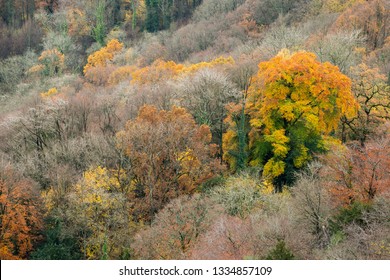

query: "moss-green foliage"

left=265, top=240, right=295, bottom=260
left=199, top=175, right=226, bottom=194
left=330, top=201, right=372, bottom=233
left=92, top=1, right=107, bottom=46
left=31, top=218, right=82, bottom=260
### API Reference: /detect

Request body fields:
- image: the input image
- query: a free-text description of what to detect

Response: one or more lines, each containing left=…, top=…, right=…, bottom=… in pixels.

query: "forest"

left=0, top=0, right=389, bottom=260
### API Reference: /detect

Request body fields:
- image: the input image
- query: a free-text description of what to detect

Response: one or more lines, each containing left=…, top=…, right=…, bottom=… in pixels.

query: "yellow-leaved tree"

left=60, top=166, right=134, bottom=260
left=224, top=50, right=358, bottom=189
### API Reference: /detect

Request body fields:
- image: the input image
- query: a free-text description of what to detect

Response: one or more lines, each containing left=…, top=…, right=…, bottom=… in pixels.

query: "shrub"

left=212, top=175, right=262, bottom=218
left=0, top=51, right=37, bottom=94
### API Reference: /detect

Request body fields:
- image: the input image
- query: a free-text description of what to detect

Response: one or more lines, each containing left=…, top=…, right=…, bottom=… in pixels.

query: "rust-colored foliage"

left=117, top=105, right=224, bottom=221
left=332, top=0, right=390, bottom=50
left=0, top=167, right=43, bottom=259
left=322, top=136, right=390, bottom=207
left=130, top=59, right=184, bottom=85
left=66, top=8, right=91, bottom=37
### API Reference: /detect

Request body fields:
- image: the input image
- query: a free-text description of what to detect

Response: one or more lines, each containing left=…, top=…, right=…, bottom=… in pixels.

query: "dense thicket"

left=0, top=0, right=389, bottom=260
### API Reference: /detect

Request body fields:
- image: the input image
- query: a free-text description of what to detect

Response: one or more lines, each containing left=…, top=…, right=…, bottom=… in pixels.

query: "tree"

left=292, top=162, right=332, bottom=248
left=222, top=54, right=259, bottom=171
left=130, top=59, right=184, bottom=85
left=130, top=56, right=235, bottom=85
left=176, top=69, right=240, bottom=160
left=30, top=217, right=82, bottom=260
left=117, top=105, right=224, bottom=221
left=145, top=0, right=159, bottom=32
left=310, top=30, right=364, bottom=75
left=222, top=102, right=251, bottom=172
left=122, top=0, right=146, bottom=32
left=37, top=49, right=65, bottom=77
left=92, top=0, right=106, bottom=46
left=0, top=0, right=36, bottom=28
left=53, top=166, right=135, bottom=260
left=211, top=174, right=262, bottom=218
left=340, top=63, right=390, bottom=146
left=144, top=0, right=202, bottom=32
left=0, top=166, right=43, bottom=259
left=321, top=136, right=390, bottom=207
left=132, top=195, right=213, bottom=259
left=225, top=50, right=358, bottom=189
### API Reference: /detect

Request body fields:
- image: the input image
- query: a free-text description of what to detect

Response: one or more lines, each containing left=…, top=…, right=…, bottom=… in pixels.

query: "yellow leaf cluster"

left=293, top=145, right=310, bottom=168
left=248, top=49, right=358, bottom=132
left=27, top=64, right=45, bottom=75
left=264, top=129, right=290, bottom=158
left=181, top=56, right=235, bottom=74
left=83, top=39, right=124, bottom=74
left=40, top=87, right=58, bottom=99
left=263, top=159, right=285, bottom=178
left=260, top=180, right=274, bottom=195
left=244, top=50, right=358, bottom=181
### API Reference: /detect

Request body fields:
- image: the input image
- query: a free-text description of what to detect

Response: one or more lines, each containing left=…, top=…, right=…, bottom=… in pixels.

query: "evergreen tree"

left=145, top=0, right=159, bottom=32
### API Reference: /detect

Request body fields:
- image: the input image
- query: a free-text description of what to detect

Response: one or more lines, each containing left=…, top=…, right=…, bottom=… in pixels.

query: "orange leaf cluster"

left=322, top=137, right=390, bottom=206
left=83, top=39, right=124, bottom=74
left=0, top=169, right=43, bottom=259
left=130, top=56, right=235, bottom=85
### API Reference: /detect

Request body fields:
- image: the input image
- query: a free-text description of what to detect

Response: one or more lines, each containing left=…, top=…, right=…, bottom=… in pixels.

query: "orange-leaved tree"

left=83, top=39, right=123, bottom=75
left=0, top=166, right=43, bottom=259
left=321, top=136, right=390, bottom=207
left=117, top=105, right=224, bottom=221
left=224, top=50, right=358, bottom=189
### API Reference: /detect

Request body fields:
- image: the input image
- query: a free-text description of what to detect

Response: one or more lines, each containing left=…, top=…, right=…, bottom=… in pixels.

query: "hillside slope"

left=0, top=0, right=389, bottom=260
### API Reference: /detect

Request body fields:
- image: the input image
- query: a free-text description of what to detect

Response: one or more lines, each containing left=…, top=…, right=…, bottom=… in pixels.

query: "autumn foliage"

left=322, top=137, right=390, bottom=207
left=1, top=0, right=390, bottom=261
left=83, top=39, right=124, bottom=75
left=130, top=56, right=235, bottom=85
left=332, top=0, right=390, bottom=50
left=117, top=105, right=224, bottom=221
left=224, top=50, right=358, bottom=187
left=0, top=167, right=43, bottom=259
